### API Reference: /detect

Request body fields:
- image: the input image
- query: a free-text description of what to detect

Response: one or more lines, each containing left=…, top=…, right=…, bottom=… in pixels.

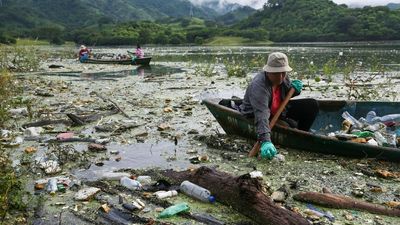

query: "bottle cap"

left=208, top=195, right=216, bottom=203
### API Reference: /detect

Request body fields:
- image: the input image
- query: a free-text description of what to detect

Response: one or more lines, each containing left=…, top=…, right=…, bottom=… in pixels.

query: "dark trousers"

left=285, top=98, right=319, bottom=131
left=220, top=98, right=319, bottom=132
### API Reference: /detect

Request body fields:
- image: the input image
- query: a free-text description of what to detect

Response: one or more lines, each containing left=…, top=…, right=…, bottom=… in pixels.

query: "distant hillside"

left=387, top=3, right=400, bottom=10
left=237, top=0, right=400, bottom=42
left=0, top=0, right=218, bottom=32
left=217, top=6, right=256, bottom=25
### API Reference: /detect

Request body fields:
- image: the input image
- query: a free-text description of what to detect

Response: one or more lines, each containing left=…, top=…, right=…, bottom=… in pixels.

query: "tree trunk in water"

left=163, top=166, right=310, bottom=225
left=294, top=192, right=400, bottom=217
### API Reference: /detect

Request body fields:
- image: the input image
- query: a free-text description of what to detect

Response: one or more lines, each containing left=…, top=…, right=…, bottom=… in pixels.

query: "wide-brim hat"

left=263, top=52, right=292, bottom=73
left=80, top=45, right=86, bottom=49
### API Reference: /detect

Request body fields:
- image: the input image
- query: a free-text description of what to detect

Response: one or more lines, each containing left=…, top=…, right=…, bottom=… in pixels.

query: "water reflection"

left=131, top=65, right=184, bottom=77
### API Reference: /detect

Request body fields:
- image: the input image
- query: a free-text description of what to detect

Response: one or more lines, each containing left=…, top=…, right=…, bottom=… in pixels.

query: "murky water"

left=11, top=43, right=400, bottom=225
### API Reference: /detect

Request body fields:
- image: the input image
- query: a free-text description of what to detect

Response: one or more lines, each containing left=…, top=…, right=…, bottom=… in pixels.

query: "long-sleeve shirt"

left=135, top=48, right=144, bottom=58
left=239, top=71, right=299, bottom=142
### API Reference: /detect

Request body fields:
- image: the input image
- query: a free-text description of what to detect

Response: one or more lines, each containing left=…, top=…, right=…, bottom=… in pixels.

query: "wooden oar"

left=248, top=88, right=296, bottom=157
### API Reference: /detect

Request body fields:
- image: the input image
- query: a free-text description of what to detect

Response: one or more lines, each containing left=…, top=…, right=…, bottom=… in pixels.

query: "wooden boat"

left=202, top=98, right=400, bottom=162
left=82, top=57, right=152, bottom=66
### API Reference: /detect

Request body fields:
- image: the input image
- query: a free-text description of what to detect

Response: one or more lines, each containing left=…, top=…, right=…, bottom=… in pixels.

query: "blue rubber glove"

left=291, top=80, right=303, bottom=93
left=260, top=141, right=277, bottom=160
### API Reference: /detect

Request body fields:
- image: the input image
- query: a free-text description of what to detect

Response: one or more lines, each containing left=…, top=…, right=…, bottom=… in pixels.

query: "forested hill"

left=237, top=0, right=400, bottom=42
left=0, top=0, right=217, bottom=31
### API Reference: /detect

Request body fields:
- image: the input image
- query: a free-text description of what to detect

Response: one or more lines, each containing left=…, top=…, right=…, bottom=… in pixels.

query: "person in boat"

left=239, top=52, right=319, bottom=159
left=78, top=45, right=90, bottom=62
left=134, top=44, right=144, bottom=59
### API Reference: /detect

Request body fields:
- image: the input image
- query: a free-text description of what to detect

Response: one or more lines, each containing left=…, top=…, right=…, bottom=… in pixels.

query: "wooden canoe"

left=202, top=98, right=400, bottom=162
left=82, top=57, right=152, bottom=66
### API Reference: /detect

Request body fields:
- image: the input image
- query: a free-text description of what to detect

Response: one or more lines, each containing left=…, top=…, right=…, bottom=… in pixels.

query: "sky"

left=189, top=0, right=400, bottom=9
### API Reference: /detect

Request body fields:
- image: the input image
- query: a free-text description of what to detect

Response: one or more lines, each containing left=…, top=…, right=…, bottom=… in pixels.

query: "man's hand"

left=291, top=80, right=303, bottom=93
left=260, top=141, right=277, bottom=159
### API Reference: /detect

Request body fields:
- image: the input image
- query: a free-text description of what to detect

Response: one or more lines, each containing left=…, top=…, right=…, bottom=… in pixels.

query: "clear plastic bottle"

left=120, top=177, right=142, bottom=190
left=180, top=181, right=216, bottom=203
left=46, top=178, right=58, bottom=195
left=371, top=114, right=400, bottom=124
left=365, top=122, right=386, bottom=132
left=342, top=111, right=363, bottom=129
left=366, top=111, right=377, bottom=123
left=374, top=132, right=387, bottom=146
left=136, top=176, right=152, bottom=185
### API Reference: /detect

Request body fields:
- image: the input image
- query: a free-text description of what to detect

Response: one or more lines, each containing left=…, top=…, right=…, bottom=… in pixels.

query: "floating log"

left=163, top=166, right=310, bottom=225
left=293, top=192, right=400, bottom=217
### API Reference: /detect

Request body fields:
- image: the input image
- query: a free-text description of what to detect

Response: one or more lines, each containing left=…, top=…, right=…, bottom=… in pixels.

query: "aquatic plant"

left=0, top=46, right=40, bottom=72
left=193, top=63, right=216, bottom=77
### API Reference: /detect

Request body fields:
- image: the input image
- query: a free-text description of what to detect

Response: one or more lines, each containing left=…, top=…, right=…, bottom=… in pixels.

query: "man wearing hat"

left=239, top=52, right=319, bottom=159
left=78, top=45, right=90, bottom=62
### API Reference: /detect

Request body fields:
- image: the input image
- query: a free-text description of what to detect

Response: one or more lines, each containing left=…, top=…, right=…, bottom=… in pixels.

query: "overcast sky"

left=189, top=0, right=400, bottom=9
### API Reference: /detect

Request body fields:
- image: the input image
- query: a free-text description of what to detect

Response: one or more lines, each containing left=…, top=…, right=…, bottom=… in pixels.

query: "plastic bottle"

left=342, top=111, right=363, bottom=129
left=352, top=131, right=374, bottom=138
left=180, top=181, right=216, bottom=203
left=366, top=111, right=377, bottom=123
left=46, top=178, right=58, bottom=195
left=374, top=132, right=387, bottom=146
left=365, top=122, right=386, bottom=132
left=155, top=190, right=178, bottom=199
left=158, top=203, right=190, bottom=218
left=120, top=177, right=142, bottom=190
left=136, top=176, right=152, bottom=185
left=384, top=132, right=397, bottom=147
left=371, top=114, right=400, bottom=124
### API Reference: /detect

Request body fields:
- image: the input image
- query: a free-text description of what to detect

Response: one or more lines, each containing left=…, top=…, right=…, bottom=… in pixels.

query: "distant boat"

left=203, top=98, right=400, bottom=162
left=81, top=57, right=152, bottom=66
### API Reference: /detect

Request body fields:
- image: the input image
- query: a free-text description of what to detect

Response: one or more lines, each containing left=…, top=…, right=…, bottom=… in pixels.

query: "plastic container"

left=371, top=114, right=400, bottom=124
left=136, top=176, right=152, bottom=185
left=155, top=190, right=178, bottom=199
left=158, top=203, right=190, bottom=218
left=374, top=132, right=387, bottom=146
left=342, top=111, right=363, bottom=129
left=120, top=177, right=142, bottom=190
left=366, top=111, right=377, bottom=123
left=365, top=123, right=386, bottom=132
left=46, top=178, right=58, bottom=195
left=180, top=181, right=215, bottom=203
left=367, top=139, right=378, bottom=146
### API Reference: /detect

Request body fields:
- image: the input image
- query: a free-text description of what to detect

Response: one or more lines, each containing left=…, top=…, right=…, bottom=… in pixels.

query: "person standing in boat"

left=78, top=45, right=90, bottom=62
left=135, top=44, right=144, bottom=59
left=239, top=52, right=319, bottom=159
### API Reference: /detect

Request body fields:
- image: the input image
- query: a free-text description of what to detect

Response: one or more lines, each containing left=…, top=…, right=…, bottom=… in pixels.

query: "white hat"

left=80, top=45, right=86, bottom=49
left=263, top=52, right=292, bottom=73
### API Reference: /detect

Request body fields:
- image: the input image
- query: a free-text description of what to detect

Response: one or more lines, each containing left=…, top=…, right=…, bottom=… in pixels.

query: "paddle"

left=248, top=87, right=296, bottom=158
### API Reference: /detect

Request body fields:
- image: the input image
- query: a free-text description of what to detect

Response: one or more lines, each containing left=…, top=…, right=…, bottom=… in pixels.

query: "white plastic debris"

left=8, top=107, right=28, bottom=117
left=24, top=127, right=44, bottom=137
left=40, top=160, right=61, bottom=175
left=367, top=139, right=379, bottom=146
left=74, top=187, right=101, bottom=201
left=249, top=171, right=263, bottom=179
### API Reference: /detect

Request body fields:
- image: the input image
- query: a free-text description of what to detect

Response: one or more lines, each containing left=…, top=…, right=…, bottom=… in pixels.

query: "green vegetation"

left=0, top=46, right=40, bottom=72
left=238, top=0, right=400, bottom=42
left=1, top=0, right=400, bottom=45
left=205, top=36, right=272, bottom=46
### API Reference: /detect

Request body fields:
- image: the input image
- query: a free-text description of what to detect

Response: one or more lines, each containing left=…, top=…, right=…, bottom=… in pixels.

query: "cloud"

left=189, top=0, right=267, bottom=9
left=189, top=0, right=400, bottom=9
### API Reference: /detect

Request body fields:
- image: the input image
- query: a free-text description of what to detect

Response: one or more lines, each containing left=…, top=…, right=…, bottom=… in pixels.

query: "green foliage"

left=0, top=46, right=40, bottom=72
left=194, top=63, right=215, bottom=77
left=1, top=0, right=399, bottom=45
left=0, top=150, right=27, bottom=212
left=224, top=57, right=249, bottom=77
left=238, top=0, right=400, bottom=42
